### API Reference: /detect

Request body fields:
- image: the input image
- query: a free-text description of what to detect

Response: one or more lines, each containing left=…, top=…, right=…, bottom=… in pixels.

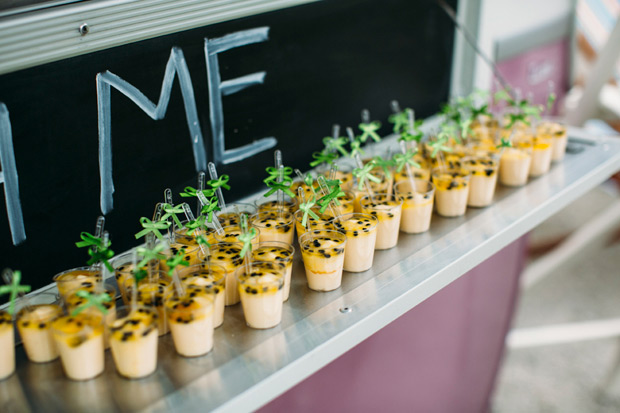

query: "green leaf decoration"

left=200, top=198, right=221, bottom=223
left=207, top=175, right=231, bottom=191
left=309, top=151, right=338, bottom=168
left=70, top=290, right=111, bottom=317
left=0, top=270, right=31, bottom=315
left=547, top=92, right=557, bottom=113
left=239, top=227, right=257, bottom=257
left=358, top=121, right=382, bottom=143
left=136, top=244, right=167, bottom=268
left=349, top=138, right=365, bottom=158
left=135, top=217, right=171, bottom=241
left=322, top=136, right=349, bottom=157
left=352, top=160, right=381, bottom=190
left=75, top=232, right=105, bottom=249
left=496, top=137, right=513, bottom=149
left=161, top=203, right=185, bottom=229
left=179, top=186, right=215, bottom=199
left=388, top=109, right=410, bottom=133
left=393, top=149, right=421, bottom=173
left=299, top=195, right=320, bottom=226
left=263, top=166, right=296, bottom=198
left=165, top=250, right=190, bottom=276
left=372, top=156, right=394, bottom=180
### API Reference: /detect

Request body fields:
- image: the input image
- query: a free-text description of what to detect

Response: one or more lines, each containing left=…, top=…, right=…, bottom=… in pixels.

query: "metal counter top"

left=3, top=128, right=620, bottom=413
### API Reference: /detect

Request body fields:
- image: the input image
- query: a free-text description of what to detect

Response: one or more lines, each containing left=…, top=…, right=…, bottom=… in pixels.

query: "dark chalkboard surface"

left=0, top=0, right=457, bottom=293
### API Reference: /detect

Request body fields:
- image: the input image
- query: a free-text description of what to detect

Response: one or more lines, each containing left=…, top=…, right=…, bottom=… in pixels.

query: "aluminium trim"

left=0, top=0, right=318, bottom=75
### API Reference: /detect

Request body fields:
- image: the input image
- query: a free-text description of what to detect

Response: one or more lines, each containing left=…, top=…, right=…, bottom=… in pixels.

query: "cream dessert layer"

left=209, top=243, right=244, bottom=306
left=529, top=137, right=553, bottom=177
left=166, top=291, right=214, bottom=357
left=252, top=244, right=294, bottom=301
left=108, top=307, right=158, bottom=378
left=394, top=180, right=434, bottom=234
left=0, top=311, right=14, bottom=380
left=54, top=268, right=101, bottom=299
left=300, top=231, right=346, bottom=291
left=432, top=169, right=470, bottom=217
left=462, top=157, right=498, bottom=208
left=499, top=147, right=531, bottom=187
left=174, top=226, right=216, bottom=247
left=115, top=263, right=149, bottom=305
left=17, top=304, right=62, bottom=363
left=314, top=191, right=355, bottom=218
left=360, top=194, right=402, bottom=250
left=251, top=211, right=295, bottom=245
left=332, top=213, right=377, bottom=272
left=52, top=314, right=105, bottom=381
left=237, top=263, right=284, bottom=329
left=179, top=265, right=226, bottom=327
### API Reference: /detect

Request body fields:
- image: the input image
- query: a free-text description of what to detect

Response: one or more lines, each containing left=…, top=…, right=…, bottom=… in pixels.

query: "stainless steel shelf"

left=4, top=128, right=620, bottom=413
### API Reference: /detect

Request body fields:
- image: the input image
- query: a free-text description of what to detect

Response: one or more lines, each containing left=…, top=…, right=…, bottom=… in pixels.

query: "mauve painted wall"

left=259, top=237, right=527, bottom=413
left=494, top=39, right=570, bottom=114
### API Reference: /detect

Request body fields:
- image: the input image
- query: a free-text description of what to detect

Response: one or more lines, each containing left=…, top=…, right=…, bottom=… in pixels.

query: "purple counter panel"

left=261, top=237, right=527, bottom=412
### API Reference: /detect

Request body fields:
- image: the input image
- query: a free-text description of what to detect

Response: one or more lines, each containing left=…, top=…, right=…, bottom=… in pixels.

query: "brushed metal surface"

left=3, top=128, right=620, bottom=413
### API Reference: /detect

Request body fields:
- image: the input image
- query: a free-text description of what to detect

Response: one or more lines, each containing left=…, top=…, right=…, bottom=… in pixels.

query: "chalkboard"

left=0, top=0, right=457, bottom=294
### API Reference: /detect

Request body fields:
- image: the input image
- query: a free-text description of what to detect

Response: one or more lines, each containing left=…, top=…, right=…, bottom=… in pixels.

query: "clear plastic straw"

left=390, top=100, right=401, bottom=114
left=361, top=109, right=370, bottom=124
left=164, top=188, right=175, bottom=242
left=240, top=214, right=252, bottom=275
left=346, top=127, right=375, bottom=202
left=297, top=186, right=311, bottom=232
left=332, top=124, right=340, bottom=140
left=208, top=162, right=226, bottom=210
left=181, top=203, right=207, bottom=258
left=96, top=231, right=110, bottom=294
left=131, top=248, right=138, bottom=310
left=400, top=140, right=419, bottom=199
left=274, top=150, right=284, bottom=211
left=197, top=172, right=206, bottom=217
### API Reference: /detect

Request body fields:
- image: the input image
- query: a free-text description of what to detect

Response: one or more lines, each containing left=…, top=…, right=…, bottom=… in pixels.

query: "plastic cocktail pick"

left=208, top=162, right=228, bottom=210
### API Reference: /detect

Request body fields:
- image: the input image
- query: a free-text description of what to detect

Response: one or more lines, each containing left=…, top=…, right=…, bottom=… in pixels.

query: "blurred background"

left=472, top=0, right=620, bottom=411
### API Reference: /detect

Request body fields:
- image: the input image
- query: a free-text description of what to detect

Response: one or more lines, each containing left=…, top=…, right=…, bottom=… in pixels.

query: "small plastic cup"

left=332, top=213, right=378, bottom=272
left=299, top=230, right=347, bottom=292
left=208, top=242, right=244, bottom=306
left=178, top=263, right=226, bottom=328
left=213, top=224, right=261, bottom=249
left=360, top=193, right=403, bottom=250
left=16, top=293, right=63, bottom=363
left=159, top=243, right=202, bottom=273
left=255, top=193, right=297, bottom=214
left=431, top=167, right=471, bottom=218
left=125, top=271, right=172, bottom=336
left=294, top=208, right=335, bottom=241
left=215, top=203, right=258, bottom=227
left=499, top=142, right=532, bottom=187
left=165, top=288, right=215, bottom=357
left=51, top=313, right=105, bottom=381
left=235, top=261, right=285, bottom=329
left=394, top=179, right=435, bottom=234
left=393, top=156, right=431, bottom=184
left=53, top=267, right=101, bottom=300
left=529, top=135, right=553, bottom=177
left=0, top=310, right=15, bottom=380
left=461, top=156, right=498, bottom=208
left=537, top=121, right=568, bottom=162
left=65, top=285, right=116, bottom=349
left=430, top=154, right=462, bottom=170
left=252, top=241, right=295, bottom=301
left=114, top=252, right=150, bottom=306
left=107, top=305, right=158, bottom=379
left=250, top=211, right=295, bottom=245
left=344, top=169, right=390, bottom=213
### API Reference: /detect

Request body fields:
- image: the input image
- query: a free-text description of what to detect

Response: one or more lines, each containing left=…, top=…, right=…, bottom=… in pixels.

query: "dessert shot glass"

left=394, top=179, right=435, bottom=234
left=235, top=261, right=285, bottom=329
left=299, top=230, right=347, bottom=292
